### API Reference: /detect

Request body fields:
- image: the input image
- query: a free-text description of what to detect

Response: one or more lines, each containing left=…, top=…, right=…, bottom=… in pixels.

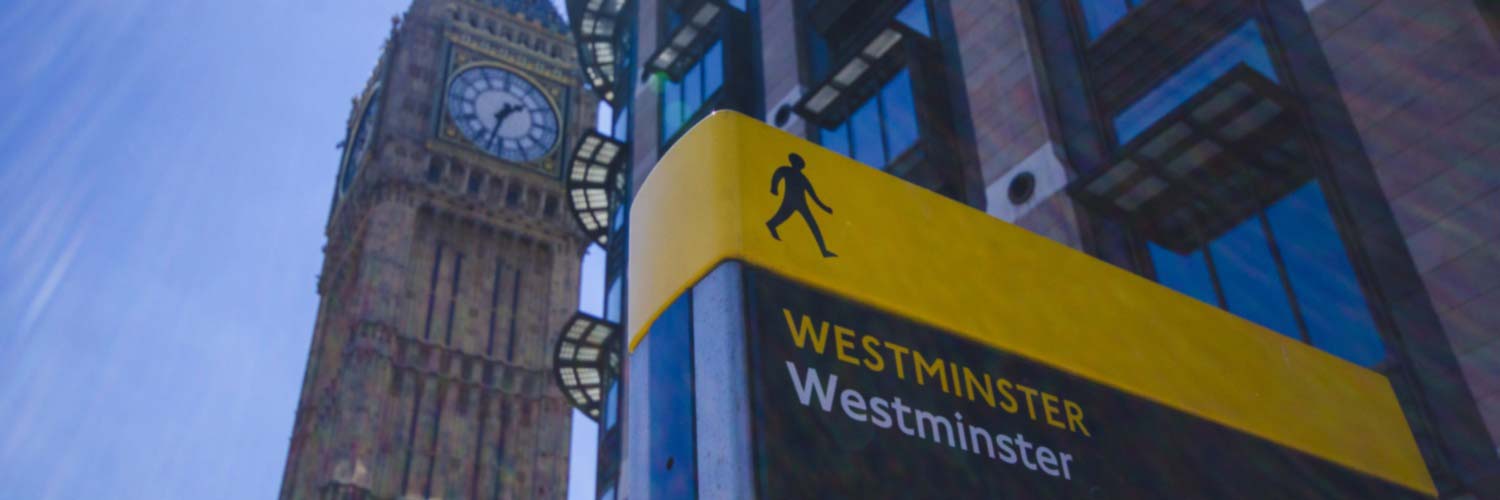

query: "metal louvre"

left=565, top=130, right=626, bottom=246
left=566, top=0, right=629, bottom=104
left=792, top=22, right=926, bottom=128
left=1069, top=65, right=1310, bottom=253
left=551, top=312, right=620, bottom=420
left=642, top=0, right=730, bottom=81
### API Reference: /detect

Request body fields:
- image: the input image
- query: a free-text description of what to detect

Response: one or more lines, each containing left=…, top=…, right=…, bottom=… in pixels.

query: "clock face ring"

left=340, top=86, right=381, bottom=194
left=446, top=65, right=560, bottom=163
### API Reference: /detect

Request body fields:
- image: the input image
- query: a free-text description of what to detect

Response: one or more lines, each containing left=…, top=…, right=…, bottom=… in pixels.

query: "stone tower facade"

left=280, top=0, right=595, bottom=498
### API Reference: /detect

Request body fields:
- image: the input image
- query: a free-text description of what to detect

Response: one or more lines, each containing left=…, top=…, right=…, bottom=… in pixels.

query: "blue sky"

left=0, top=0, right=600, bottom=498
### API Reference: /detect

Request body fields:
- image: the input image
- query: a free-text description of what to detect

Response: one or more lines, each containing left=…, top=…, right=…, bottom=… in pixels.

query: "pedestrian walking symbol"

left=766, top=153, right=837, bottom=258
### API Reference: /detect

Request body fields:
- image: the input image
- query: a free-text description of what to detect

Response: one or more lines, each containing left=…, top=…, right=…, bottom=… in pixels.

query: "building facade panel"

left=760, top=0, right=806, bottom=137
left=574, top=0, right=1500, bottom=496
left=1310, top=0, right=1500, bottom=466
left=951, top=0, right=1048, bottom=185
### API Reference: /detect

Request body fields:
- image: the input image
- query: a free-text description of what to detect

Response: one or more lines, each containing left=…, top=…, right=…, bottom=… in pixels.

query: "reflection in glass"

left=1268, top=183, right=1386, bottom=366
left=705, top=43, right=724, bottom=98
left=662, top=78, right=683, bottom=142
left=1079, top=0, right=1130, bottom=40
left=659, top=41, right=726, bottom=143
left=605, top=277, right=623, bottom=322
left=1113, top=22, right=1278, bottom=144
left=821, top=122, right=850, bottom=158
left=604, top=381, right=621, bottom=430
left=610, top=202, right=627, bottom=232
left=1146, top=182, right=1388, bottom=367
left=597, top=100, right=615, bottom=136
left=1148, top=242, right=1217, bottom=307
left=644, top=293, right=695, bottom=499
left=850, top=98, right=885, bottom=168
left=881, top=70, right=920, bottom=160
left=818, top=70, right=921, bottom=171
left=684, top=63, right=704, bottom=121
left=1210, top=216, right=1300, bottom=339
left=613, top=106, right=630, bottom=141
left=896, top=0, right=931, bottom=36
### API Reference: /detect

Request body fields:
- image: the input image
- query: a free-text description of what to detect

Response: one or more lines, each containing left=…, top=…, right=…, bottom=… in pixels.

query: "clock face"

left=341, top=88, right=380, bottom=193
left=447, top=66, right=560, bottom=163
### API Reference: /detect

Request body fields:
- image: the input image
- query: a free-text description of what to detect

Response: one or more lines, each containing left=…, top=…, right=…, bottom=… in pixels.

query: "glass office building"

left=559, top=0, right=1500, bottom=496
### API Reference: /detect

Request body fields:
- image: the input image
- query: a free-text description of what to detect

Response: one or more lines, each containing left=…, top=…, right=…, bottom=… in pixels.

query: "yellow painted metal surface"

left=627, top=111, right=1435, bottom=496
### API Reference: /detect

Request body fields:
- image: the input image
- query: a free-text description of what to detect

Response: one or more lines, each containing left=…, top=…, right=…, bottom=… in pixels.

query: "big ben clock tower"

left=280, top=0, right=595, bottom=498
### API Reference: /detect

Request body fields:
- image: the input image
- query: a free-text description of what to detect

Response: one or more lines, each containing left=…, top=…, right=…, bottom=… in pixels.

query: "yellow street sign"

left=628, top=111, right=1434, bottom=496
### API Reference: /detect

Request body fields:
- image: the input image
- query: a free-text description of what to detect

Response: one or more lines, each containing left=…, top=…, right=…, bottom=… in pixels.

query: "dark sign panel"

left=743, top=267, right=1421, bottom=499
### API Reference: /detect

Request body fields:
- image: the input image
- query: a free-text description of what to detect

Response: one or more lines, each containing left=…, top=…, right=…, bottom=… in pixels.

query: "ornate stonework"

left=280, top=1, right=595, bottom=498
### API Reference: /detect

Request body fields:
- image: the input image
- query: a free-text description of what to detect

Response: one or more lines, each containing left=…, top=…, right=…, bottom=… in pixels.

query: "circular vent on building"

left=773, top=105, right=794, bottom=127
left=1008, top=171, right=1037, bottom=206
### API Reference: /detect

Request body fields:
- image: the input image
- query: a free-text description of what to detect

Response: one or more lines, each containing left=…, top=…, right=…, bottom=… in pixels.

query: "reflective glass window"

left=613, top=106, right=630, bottom=141
left=604, top=380, right=621, bottom=430
left=1146, top=186, right=1386, bottom=365
left=660, top=41, right=726, bottom=143
left=1079, top=0, right=1131, bottom=40
left=1148, top=242, right=1218, bottom=307
left=610, top=201, right=627, bottom=233
left=820, top=72, right=922, bottom=170
left=1113, top=22, right=1279, bottom=144
left=881, top=69, right=920, bottom=161
left=820, top=122, right=850, bottom=158
left=665, top=9, right=683, bottom=33
left=1268, top=183, right=1386, bottom=366
left=597, top=101, right=614, bottom=135
left=684, top=64, right=704, bottom=119
left=806, top=31, right=832, bottom=82
left=644, top=293, right=695, bottom=499
left=850, top=98, right=885, bottom=168
left=704, top=43, right=724, bottom=98
left=896, top=0, right=932, bottom=36
left=605, top=276, right=623, bottom=322
left=1209, top=216, right=1301, bottom=339
left=662, top=78, right=683, bottom=141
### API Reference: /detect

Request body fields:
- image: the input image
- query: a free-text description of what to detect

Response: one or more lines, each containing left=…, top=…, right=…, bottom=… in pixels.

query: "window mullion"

left=1258, top=210, right=1314, bottom=345
left=849, top=123, right=856, bottom=152
left=875, top=90, right=891, bottom=166
left=1195, top=217, right=1230, bottom=310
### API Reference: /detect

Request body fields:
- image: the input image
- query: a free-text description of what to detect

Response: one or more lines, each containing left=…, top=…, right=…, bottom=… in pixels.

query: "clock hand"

left=485, top=119, right=503, bottom=151
left=495, top=103, right=522, bottom=126
left=488, top=104, right=525, bottom=151
left=488, top=106, right=513, bottom=149
left=483, top=103, right=526, bottom=153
